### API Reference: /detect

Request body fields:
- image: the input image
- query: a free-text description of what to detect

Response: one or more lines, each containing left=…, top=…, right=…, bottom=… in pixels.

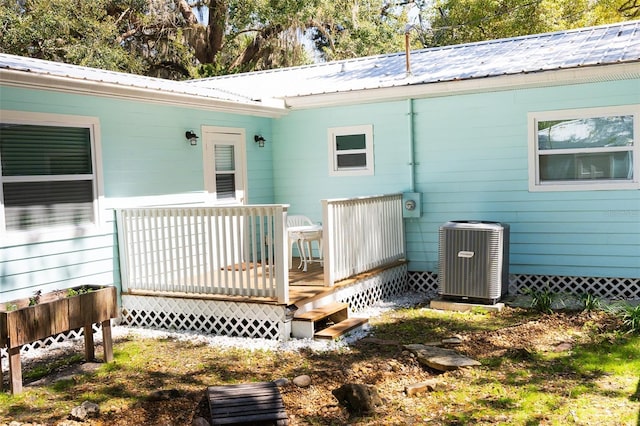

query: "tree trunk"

left=175, top=0, right=226, bottom=64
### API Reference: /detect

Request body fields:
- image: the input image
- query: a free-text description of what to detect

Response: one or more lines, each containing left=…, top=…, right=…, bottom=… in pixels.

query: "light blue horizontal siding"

left=275, top=79, right=640, bottom=279
left=273, top=102, right=413, bottom=218
left=0, top=230, right=117, bottom=301
left=2, top=75, right=638, bottom=302
left=411, top=80, right=640, bottom=279
left=1, top=86, right=273, bottom=302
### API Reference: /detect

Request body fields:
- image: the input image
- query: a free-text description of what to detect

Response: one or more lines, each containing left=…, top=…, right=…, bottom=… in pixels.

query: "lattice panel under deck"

left=120, top=295, right=286, bottom=340
left=408, top=271, right=439, bottom=296
left=511, top=274, right=640, bottom=300
left=337, top=264, right=409, bottom=313
left=1, top=325, right=101, bottom=373
left=408, top=271, right=640, bottom=300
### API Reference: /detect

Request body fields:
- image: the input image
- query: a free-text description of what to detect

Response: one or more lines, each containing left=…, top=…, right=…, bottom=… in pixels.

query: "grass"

left=1, top=304, right=639, bottom=425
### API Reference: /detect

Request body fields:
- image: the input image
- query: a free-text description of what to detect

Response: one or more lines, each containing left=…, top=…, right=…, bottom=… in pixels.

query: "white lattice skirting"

left=120, top=264, right=409, bottom=340
left=3, top=269, right=637, bottom=366
left=1, top=325, right=100, bottom=373
left=120, top=295, right=288, bottom=340
left=338, top=264, right=409, bottom=312
left=408, top=271, right=640, bottom=300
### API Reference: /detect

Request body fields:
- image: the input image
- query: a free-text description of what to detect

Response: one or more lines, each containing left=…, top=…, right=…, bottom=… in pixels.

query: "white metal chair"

left=286, top=215, right=323, bottom=272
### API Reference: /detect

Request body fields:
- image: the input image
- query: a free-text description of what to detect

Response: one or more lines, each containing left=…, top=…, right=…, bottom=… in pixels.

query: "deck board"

left=123, top=259, right=405, bottom=307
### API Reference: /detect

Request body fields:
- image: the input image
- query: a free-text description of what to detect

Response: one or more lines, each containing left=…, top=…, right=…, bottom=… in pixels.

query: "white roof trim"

left=0, top=69, right=288, bottom=118
left=282, top=62, right=640, bottom=109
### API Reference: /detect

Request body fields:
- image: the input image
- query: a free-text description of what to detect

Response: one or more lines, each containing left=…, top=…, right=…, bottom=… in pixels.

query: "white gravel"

left=1, top=291, right=432, bottom=372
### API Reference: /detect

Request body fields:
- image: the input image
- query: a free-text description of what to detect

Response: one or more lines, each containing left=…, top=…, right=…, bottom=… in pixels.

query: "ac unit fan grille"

left=438, top=221, right=509, bottom=304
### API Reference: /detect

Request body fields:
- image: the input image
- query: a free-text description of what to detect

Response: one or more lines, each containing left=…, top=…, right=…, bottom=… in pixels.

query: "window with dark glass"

left=328, top=125, right=374, bottom=176
left=529, top=107, right=638, bottom=191
left=537, top=116, right=634, bottom=182
left=0, top=124, right=96, bottom=231
left=214, top=144, right=236, bottom=199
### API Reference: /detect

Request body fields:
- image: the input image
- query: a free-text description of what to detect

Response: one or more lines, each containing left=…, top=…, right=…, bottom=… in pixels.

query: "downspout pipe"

left=405, top=30, right=416, bottom=192
left=407, top=98, right=416, bottom=192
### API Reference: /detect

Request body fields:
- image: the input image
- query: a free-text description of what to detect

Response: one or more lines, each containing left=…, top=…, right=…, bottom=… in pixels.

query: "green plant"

left=67, top=286, right=94, bottom=297
left=618, top=303, right=640, bottom=334
left=524, top=286, right=556, bottom=314
left=28, top=290, right=42, bottom=306
left=579, top=292, right=601, bottom=312
left=5, top=303, right=18, bottom=312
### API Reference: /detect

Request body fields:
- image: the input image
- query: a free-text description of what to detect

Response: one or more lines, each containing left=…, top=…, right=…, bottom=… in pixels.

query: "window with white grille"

left=0, top=111, right=101, bottom=234
left=528, top=106, right=639, bottom=191
left=328, top=124, right=374, bottom=176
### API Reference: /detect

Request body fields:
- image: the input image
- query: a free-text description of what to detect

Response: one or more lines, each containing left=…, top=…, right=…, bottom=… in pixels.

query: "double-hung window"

left=0, top=111, right=101, bottom=235
left=528, top=106, right=639, bottom=191
left=328, top=124, right=374, bottom=176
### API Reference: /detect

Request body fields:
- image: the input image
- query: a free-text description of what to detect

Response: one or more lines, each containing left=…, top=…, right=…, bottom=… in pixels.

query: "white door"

left=202, top=127, right=248, bottom=270
left=202, top=126, right=247, bottom=204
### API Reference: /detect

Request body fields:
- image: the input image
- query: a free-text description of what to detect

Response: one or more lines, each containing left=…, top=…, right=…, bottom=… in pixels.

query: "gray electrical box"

left=402, top=192, right=422, bottom=218
left=438, top=221, right=510, bottom=304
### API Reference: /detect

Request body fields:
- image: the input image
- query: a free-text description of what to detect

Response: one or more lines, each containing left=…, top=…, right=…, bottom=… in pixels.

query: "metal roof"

left=1, top=20, right=638, bottom=110
left=0, top=53, right=256, bottom=105
left=189, top=20, right=640, bottom=101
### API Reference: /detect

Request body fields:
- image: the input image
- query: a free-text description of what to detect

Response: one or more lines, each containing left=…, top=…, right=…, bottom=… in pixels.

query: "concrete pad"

left=429, top=298, right=504, bottom=313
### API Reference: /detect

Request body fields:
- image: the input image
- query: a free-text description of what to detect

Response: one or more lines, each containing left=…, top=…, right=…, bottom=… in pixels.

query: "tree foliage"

left=0, top=0, right=636, bottom=80
left=1, top=0, right=412, bottom=78
left=0, top=0, right=147, bottom=74
left=413, top=0, right=639, bottom=48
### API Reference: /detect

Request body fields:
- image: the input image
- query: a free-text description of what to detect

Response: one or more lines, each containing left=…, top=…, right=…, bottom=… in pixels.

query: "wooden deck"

left=123, top=258, right=406, bottom=308
left=288, top=259, right=326, bottom=305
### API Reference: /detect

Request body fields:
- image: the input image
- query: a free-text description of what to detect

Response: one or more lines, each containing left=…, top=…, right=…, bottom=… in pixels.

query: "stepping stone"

left=404, top=344, right=481, bottom=371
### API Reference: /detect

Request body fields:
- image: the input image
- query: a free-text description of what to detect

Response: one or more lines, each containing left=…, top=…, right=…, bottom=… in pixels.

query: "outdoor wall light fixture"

left=254, top=134, right=266, bottom=148
left=185, top=130, right=199, bottom=146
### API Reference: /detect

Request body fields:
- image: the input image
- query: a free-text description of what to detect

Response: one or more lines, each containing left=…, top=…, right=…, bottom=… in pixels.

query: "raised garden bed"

left=0, top=285, right=117, bottom=394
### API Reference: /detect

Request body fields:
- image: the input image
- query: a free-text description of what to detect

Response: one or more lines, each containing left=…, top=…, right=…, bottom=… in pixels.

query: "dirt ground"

left=1, top=306, right=631, bottom=426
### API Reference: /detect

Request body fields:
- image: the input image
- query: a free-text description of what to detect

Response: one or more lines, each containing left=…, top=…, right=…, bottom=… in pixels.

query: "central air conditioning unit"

left=438, top=221, right=510, bottom=304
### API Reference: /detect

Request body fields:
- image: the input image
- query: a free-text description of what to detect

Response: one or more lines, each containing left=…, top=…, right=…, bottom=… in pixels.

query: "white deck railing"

left=115, top=195, right=405, bottom=301
left=115, top=205, right=289, bottom=304
left=322, top=194, right=405, bottom=286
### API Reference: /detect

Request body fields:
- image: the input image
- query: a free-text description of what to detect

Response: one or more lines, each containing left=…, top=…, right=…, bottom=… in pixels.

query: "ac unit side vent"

left=438, top=221, right=510, bottom=305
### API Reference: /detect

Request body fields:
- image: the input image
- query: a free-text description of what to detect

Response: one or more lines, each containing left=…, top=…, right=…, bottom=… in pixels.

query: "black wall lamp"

left=254, top=134, right=266, bottom=148
left=185, top=130, right=199, bottom=146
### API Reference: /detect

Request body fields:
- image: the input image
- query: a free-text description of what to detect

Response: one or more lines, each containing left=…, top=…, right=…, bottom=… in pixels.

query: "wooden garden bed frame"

left=0, top=285, right=117, bottom=394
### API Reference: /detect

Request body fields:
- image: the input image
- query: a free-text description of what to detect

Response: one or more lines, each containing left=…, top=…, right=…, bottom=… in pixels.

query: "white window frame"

left=328, top=124, right=374, bottom=176
left=528, top=105, right=640, bottom=192
left=0, top=111, right=104, bottom=243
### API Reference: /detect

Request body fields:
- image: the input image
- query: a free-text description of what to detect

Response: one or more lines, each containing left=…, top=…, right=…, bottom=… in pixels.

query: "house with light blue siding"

left=1, top=21, right=639, bottom=341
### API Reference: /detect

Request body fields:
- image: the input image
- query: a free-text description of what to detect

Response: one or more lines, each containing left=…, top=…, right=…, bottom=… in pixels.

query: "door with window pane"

left=202, top=128, right=247, bottom=270
left=203, top=128, right=246, bottom=204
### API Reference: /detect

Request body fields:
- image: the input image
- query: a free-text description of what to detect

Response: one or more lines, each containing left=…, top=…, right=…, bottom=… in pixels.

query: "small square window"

left=328, top=125, right=374, bottom=176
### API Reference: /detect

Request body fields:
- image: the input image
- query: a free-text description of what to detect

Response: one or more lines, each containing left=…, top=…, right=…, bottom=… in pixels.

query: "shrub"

left=579, top=293, right=601, bottom=312
left=524, top=286, right=556, bottom=314
left=619, top=304, right=640, bottom=334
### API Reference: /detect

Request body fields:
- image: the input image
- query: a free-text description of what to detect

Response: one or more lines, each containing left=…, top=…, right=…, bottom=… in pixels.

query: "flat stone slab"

left=404, top=344, right=481, bottom=371
left=429, top=299, right=504, bottom=312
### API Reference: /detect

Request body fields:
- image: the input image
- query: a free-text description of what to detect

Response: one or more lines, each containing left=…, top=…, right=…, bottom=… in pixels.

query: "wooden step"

left=291, top=302, right=349, bottom=339
left=293, top=301, right=348, bottom=322
left=314, top=317, right=369, bottom=340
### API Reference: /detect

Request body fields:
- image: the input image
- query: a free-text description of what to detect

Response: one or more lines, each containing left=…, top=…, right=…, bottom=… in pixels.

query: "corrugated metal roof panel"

left=190, top=20, right=640, bottom=99
left=0, top=53, right=256, bottom=104
left=1, top=21, right=638, bottom=106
